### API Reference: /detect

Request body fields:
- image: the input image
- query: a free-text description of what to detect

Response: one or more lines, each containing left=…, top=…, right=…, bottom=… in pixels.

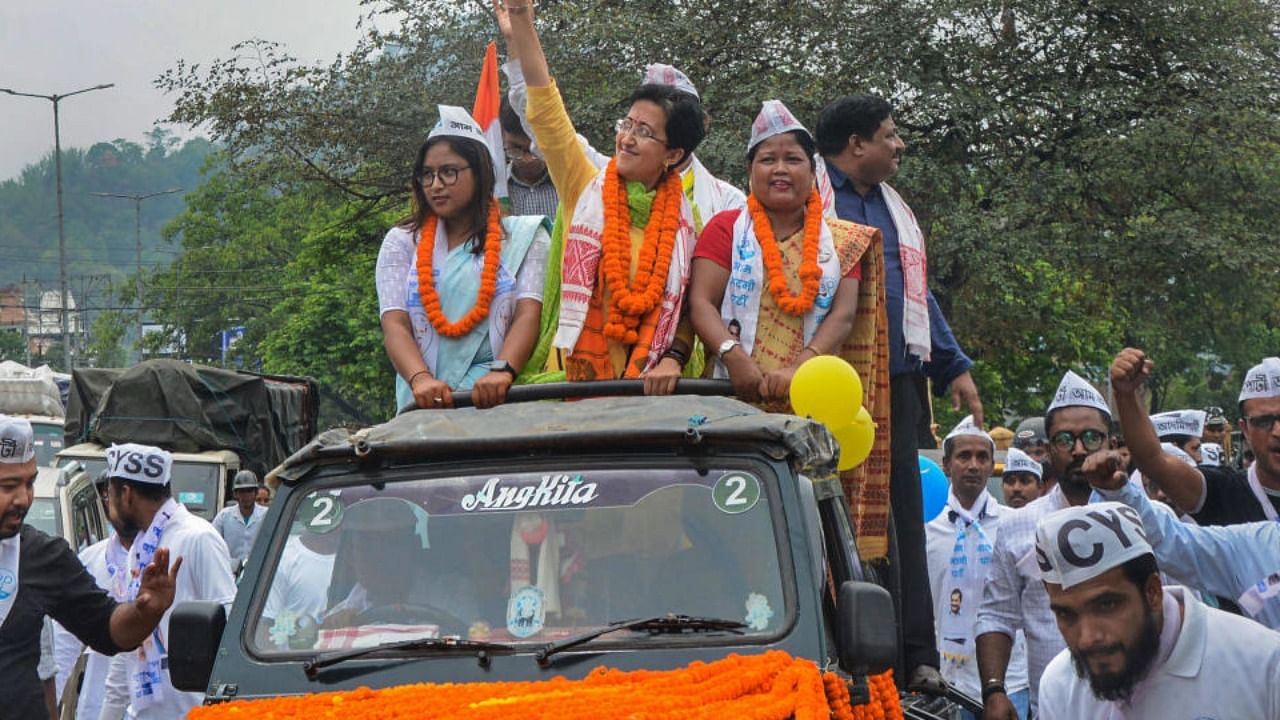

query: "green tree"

left=0, top=331, right=25, bottom=363
left=85, top=310, right=129, bottom=368
left=153, top=0, right=1280, bottom=427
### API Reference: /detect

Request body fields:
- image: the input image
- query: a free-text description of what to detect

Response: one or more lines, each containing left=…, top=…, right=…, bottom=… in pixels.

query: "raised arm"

left=1110, top=348, right=1206, bottom=513
left=495, top=0, right=549, bottom=88
left=1087, top=451, right=1263, bottom=603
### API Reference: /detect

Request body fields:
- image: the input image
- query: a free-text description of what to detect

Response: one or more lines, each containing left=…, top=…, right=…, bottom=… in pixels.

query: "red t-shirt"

left=693, top=209, right=862, bottom=280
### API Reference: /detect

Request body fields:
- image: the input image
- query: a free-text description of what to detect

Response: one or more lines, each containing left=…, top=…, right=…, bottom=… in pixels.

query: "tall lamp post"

left=1, top=83, right=114, bottom=371
left=91, top=188, right=183, bottom=350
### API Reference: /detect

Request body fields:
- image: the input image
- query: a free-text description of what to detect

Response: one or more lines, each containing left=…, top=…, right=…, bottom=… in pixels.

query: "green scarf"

left=627, top=181, right=655, bottom=228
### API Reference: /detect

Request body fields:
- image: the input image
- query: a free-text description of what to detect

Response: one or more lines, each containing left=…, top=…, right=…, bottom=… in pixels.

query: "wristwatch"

left=717, top=338, right=741, bottom=358
left=489, top=360, right=518, bottom=379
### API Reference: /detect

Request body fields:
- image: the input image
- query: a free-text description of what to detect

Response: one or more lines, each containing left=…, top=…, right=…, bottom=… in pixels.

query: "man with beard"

left=926, top=417, right=1030, bottom=719
left=98, top=443, right=236, bottom=720
left=0, top=418, right=180, bottom=718
left=816, top=94, right=985, bottom=693
left=1000, top=448, right=1043, bottom=510
left=1112, top=351, right=1280, bottom=527
left=1034, top=503, right=1280, bottom=718
left=975, top=370, right=1112, bottom=718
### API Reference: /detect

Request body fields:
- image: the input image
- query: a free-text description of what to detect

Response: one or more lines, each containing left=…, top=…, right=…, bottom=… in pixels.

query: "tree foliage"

left=153, top=0, right=1280, bottom=426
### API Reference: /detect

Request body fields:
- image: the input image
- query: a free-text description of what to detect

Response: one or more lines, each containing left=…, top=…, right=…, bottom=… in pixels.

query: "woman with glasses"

left=376, top=106, right=551, bottom=410
left=688, top=101, right=887, bottom=412
left=499, top=0, right=705, bottom=394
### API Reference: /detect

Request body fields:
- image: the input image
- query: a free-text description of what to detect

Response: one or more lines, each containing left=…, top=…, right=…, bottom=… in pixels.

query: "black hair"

left=1002, top=470, right=1043, bottom=485
left=402, top=135, right=498, bottom=255
left=625, top=84, right=707, bottom=169
left=1118, top=552, right=1160, bottom=594
left=1044, top=406, right=1112, bottom=436
left=815, top=95, right=894, bottom=157
left=1163, top=434, right=1197, bottom=450
left=499, top=96, right=527, bottom=139
left=746, top=129, right=817, bottom=172
left=109, top=476, right=171, bottom=503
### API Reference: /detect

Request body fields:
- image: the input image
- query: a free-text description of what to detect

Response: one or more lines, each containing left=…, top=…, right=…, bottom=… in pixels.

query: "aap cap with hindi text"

left=0, top=414, right=34, bottom=464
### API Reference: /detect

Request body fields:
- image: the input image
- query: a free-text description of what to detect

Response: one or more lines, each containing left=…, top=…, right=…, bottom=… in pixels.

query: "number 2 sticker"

left=712, top=472, right=761, bottom=514
left=298, top=494, right=344, bottom=533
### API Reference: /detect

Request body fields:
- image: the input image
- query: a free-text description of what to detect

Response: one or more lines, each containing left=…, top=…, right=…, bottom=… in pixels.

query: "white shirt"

left=100, top=504, right=237, bottom=720
left=975, top=484, right=1073, bottom=702
left=262, top=535, right=337, bottom=646
left=925, top=493, right=1030, bottom=699
left=1038, top=586, right=1280, bottom=719
left=212, top=503, right=268, bottom=564
left=53, top=538, right=113, bottom=720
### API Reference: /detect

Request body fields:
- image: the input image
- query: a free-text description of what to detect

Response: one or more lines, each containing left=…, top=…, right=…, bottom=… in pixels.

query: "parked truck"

left=57, top=360, right=319, bottom=521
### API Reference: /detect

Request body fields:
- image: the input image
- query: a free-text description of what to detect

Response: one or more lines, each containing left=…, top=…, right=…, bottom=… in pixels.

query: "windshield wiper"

left=535, top=614, right=746, bottom=667
left=305, top=636, right=516, bottom=679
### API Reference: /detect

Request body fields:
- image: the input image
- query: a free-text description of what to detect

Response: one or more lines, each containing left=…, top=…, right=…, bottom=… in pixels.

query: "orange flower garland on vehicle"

left=600, top=158, right=683, bottom=344
left=416, top=198, right=504, bottom=338
left=186, top=651, right=906, bottom=720
left=747, top=188, right=825, bottom=316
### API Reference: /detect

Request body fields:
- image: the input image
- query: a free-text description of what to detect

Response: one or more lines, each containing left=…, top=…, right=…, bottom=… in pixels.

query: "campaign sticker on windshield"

left=178, top=492, right=205, bottom=505
left=712, top=472, right=761, bottom=514
left=507, top=585, right=546, bottom=638
left=298, top=494, right=345, bottom=533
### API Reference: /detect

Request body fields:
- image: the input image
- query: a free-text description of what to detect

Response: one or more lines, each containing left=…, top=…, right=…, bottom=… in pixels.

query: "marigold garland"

left=186, top=651, right=905, bottom=720
left=747, top=188, right=825, bottom=316
left=600, top=158, right=684, bottom=344
left=416, top=199, right=504, bottom=338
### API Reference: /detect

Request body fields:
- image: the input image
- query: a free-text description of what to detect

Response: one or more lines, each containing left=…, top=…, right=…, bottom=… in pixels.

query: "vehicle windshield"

left=31, top=422, right=64, bottom=467
left=61, top=455, right=223, bottom=522
left=28, top=497, right=59, bottom=537
left=251, top=466, right=787, bottom=655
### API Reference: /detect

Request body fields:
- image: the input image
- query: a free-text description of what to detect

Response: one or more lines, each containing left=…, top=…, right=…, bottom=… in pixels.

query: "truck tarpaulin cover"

left=66, top=360, right=318, bottom=477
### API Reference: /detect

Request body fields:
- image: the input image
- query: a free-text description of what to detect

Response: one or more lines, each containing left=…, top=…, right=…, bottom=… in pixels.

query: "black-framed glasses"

left=615, top=117, right=667, bottom=145
left=418, top=165, right=471, bottom=187
left=1244, top=414, right=1280, bottom=432
left=1050, top=429, right=1108, bottom=452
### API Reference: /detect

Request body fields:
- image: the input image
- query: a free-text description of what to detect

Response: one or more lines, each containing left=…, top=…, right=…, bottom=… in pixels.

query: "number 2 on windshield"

left=712, top=473, right=761, bottom=514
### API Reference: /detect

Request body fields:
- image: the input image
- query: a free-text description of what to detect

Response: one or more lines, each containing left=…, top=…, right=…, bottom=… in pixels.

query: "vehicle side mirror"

left=836, top=580, right=897, bottom=675
left=169, top=601, right=226, bottom=692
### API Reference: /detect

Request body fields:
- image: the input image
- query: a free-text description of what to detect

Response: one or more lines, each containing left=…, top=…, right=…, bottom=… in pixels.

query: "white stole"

left=938, top=490, right=993, bottom=682
left=712, top=208, right=842, bottom=379
left=556, top=167, right=697, bottom=371
left=0, top=534, right=19, bottom=629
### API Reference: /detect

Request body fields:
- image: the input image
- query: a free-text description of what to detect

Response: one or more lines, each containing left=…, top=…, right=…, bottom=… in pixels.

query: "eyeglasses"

left=615, top=117, right=668, bottom=145
left=504, top=145, right=534, bottom=160
left=1050, top=429, right=1108, bottom=452
left=418, top=165, right=471, bottom=187
left=1243, top=414, right=1280, bottom=432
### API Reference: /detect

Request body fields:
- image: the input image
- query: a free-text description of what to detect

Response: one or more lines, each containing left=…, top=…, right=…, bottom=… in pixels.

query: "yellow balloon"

left=833, top=417, right=876, bottom=471
left=789, top=355, right=863, bottom=428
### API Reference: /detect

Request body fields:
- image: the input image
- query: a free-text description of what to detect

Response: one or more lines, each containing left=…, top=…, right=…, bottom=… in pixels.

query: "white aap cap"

left=0, top=415, right=34, bottom=464
left=1239, top=357, right=1280, bottom=404
left=1150, top=409, right=1206, bottom=439
left=1046, top=370, right=1111, bottom=418
left=428, top=105, right=488, bottom=147
left=1160, top=442, right=1197, bottom=468
left=747, top=100, right=812, bottom=153
left=642, top=64, right=700, bottom=99
left=1035, top=502, right=1152, bottom=590
left=1200, top=443, right=1223, bottom=467
left=106, top=443, right=172, bottom=486
left=1003, top=447, right=1043, bottom=479
left=944, top=414, right=994, bottom=453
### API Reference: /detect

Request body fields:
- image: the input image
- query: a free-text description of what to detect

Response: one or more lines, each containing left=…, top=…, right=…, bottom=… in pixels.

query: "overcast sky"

left=0, top=0, right=374, bottom=182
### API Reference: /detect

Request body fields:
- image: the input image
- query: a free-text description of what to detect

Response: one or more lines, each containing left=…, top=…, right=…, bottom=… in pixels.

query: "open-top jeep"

left=171, top=384, right=899, bottom=707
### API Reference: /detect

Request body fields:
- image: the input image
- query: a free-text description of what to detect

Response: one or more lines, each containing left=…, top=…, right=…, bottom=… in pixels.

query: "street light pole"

left=2, top=83, right=114, bottom=371
left=91, top=189, right=184, bottom=351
